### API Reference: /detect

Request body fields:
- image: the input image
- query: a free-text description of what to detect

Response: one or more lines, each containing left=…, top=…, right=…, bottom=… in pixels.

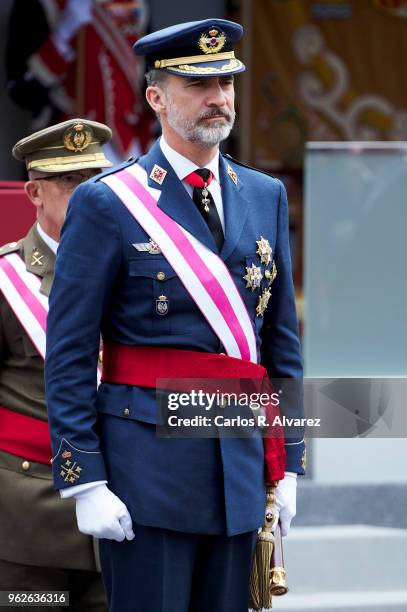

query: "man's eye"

left=61, top=174, right=76, bottom=184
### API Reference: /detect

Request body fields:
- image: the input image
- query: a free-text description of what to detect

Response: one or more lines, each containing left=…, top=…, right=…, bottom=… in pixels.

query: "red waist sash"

left=0, top=405, right=52, bottom=465
left=101, top=344, right=285, bottom=482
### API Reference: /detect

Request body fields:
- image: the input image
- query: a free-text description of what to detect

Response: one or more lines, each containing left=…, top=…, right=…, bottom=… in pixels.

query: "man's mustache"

left=199, top=108, right=234, bottom=122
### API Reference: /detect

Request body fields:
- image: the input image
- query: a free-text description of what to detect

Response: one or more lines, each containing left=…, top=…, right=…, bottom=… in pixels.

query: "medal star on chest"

left=244, top=263, right=263, bottom=291
left=256, top=288, right=272, bottom=317
left=256, top=236, right=272, bottom=265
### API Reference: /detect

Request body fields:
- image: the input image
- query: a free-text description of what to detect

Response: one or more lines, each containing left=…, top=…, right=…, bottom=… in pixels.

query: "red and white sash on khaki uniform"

left=0, top=253, right=48, bottom=358
left=0, top=252, right=102, bottom=381
left=102, top=163, right=258, bottom=363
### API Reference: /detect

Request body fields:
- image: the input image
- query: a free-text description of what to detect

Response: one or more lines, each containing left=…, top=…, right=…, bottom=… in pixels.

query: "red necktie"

left=184, top=168, right=224, bottom=251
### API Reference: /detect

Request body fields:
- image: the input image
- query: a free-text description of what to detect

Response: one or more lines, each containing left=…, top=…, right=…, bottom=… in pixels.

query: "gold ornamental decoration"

left=256, top=236, right=272, bottom=266
left=63, top=123, right=93, bottom=152
left=256, top=288, right=272, bottom=317
left=244, top=263, right=263, bottom=292
left=198, top=28, right=226, bottom=54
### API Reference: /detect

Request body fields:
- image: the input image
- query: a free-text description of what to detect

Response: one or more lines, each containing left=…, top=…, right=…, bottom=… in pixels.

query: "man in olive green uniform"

left=0, top=119, right=113, bottom=610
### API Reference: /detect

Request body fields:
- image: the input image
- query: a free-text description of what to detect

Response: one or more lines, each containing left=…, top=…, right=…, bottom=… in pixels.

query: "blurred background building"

left=1, top=0, right=406, bottom=610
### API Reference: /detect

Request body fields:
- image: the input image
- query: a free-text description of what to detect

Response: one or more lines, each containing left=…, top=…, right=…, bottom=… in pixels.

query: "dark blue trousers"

left=99, top=523, right=257, bottom=612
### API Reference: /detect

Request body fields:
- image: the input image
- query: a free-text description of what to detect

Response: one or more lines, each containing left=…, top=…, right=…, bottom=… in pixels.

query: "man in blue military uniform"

left=45, top=19, right=305, bottom=612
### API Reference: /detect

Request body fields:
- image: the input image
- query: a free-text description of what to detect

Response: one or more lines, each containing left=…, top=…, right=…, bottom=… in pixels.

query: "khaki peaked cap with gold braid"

left=12, top=118, right=113, bottom=173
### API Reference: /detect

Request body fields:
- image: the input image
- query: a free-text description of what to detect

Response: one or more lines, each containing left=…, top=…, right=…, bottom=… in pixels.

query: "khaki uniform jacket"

left=0, top=225, right=98, bottom=570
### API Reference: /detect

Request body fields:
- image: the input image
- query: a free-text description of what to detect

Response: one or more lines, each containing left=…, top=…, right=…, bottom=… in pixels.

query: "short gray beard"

left=165, top=95, right=235, bottom=148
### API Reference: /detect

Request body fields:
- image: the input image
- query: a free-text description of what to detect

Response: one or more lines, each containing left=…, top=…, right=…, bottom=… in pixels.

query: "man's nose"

left=206, top=84, right=228, bottom=107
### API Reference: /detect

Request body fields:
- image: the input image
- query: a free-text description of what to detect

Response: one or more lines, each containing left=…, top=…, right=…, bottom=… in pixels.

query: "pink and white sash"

left=0, top=252, right=103, bottom=383
left=102, top=163, right=258, bottom=363
left=0, top=253, right=48, bottom=358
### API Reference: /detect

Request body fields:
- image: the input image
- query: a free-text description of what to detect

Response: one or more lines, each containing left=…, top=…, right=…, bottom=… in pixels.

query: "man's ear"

left=145, top=85, right=167, bottom=115
left=24, top=180, right=42, bottom=210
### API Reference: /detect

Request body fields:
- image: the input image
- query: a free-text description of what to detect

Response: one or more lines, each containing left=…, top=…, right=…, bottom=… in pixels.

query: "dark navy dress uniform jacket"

left=45, top=139, right=305, bottom=537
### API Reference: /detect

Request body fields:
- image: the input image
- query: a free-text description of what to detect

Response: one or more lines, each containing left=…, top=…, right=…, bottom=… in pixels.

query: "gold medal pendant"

left=201, top=184, right=210, bottom=213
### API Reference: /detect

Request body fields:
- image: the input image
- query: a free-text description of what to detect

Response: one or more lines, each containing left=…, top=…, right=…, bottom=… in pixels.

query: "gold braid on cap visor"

left=154, top=51, right=235, bottom=69
left=27, top=152, right=108, bottom=171
left=166, top=58, right=242, bottom=75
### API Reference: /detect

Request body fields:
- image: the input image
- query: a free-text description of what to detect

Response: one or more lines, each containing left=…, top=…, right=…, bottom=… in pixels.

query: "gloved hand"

left=54, top=0, right=93, bottom=46
left=272, top=472, right=297, bottom=537
left=74, top=483, right=135, bottom=542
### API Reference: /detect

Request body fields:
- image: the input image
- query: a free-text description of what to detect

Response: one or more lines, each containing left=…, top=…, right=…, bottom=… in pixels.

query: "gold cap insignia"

left=227, top=164, right=238, bottom=185
left=198, top=28, right=226, bottom=54
left=256, top=236, right=272, bottom=266
left=243, top=263, right=263, bottom=292
left=150, top=164, right=167, bottom=185
left=63, top=123, right=93, bottom=153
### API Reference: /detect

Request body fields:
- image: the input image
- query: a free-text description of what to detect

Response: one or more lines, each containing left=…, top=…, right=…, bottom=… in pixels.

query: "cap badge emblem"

left=63, top=123, right=93, bottom=153
left=198, top=28, right=226, bottom=54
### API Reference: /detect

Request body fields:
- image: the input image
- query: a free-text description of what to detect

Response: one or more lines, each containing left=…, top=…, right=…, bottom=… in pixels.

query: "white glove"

left=272, top=472, right=297, bottom=537
left=74, top=483, right=135, bottom=542
left=54, top=0, right=93, bottom=46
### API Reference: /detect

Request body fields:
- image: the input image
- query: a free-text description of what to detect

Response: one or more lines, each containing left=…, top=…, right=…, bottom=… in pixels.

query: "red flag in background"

left=6, top=0, right=155, bottom=162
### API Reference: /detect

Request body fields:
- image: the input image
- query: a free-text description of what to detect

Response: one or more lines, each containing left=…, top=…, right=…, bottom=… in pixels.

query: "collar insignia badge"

left=227, top=165, right=238, bottom=185
left=31, top=249, right=44, bottom=266
left=150, top=164, right=167, bottom=185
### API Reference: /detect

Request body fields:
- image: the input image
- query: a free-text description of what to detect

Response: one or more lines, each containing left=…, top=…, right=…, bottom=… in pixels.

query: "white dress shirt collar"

left=159, top=135, right=220, bottom=183
left=37, top=223, right=59, bottom=255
